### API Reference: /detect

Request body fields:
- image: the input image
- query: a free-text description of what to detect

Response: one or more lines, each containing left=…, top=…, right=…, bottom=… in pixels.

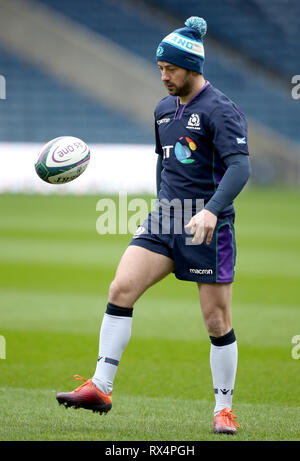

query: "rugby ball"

left=35, top=136, right=90, bottom=184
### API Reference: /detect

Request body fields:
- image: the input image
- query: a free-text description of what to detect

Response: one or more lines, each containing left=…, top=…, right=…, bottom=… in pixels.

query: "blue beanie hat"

left=156, top=17, right=207, bottom=74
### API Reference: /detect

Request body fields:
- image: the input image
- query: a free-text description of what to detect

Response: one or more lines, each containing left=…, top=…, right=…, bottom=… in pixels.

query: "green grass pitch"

left=0, top=188, right=300, bottom=441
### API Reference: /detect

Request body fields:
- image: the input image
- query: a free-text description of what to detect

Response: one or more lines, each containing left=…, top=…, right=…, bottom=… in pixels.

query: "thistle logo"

left=156, top=46, right=164, bottom=58
left=175, top=137, right=197, bottom=164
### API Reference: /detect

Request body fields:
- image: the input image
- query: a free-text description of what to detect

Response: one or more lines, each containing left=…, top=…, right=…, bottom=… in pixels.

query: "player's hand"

left=185, top=209, right=217, bottom=245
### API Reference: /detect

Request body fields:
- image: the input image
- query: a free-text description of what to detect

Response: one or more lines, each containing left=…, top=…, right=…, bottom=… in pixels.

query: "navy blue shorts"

left=129, top=210, right=236, bottom=284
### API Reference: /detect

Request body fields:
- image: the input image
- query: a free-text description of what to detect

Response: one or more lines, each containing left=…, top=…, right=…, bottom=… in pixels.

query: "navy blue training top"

left=155, top=81, right=249, bottom=217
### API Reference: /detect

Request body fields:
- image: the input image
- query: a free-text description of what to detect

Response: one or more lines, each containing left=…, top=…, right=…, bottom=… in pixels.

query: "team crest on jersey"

left=187, top=113, right=201, bottom=130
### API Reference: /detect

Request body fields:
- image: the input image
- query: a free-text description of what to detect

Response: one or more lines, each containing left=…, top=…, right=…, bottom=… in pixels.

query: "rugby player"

left=56, top=16, right=251, bottom=435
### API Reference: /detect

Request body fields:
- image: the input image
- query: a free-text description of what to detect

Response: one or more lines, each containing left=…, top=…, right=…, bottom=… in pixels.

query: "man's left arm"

left=205, top=153, right=251, bottom=216
left=185, top=153, right=251, bottom=244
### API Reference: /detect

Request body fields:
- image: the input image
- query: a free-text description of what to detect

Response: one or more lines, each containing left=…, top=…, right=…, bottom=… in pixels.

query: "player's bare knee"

left=108, top=278, right=133, bottom=307
left=205, top=311, right=231, bottom=337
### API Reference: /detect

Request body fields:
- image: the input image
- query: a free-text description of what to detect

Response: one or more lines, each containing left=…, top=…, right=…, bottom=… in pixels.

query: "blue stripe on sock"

left=104, top=357, right=119, bottom=366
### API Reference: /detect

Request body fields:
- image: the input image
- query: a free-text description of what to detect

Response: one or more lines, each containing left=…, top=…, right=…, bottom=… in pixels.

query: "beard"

left=165, top=74, right=193, bottom=98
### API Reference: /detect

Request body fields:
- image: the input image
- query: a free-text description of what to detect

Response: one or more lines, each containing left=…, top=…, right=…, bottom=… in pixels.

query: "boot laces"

left=219, top=408, right=240, bottom=428
left=72, top=375, right=90, bottom=392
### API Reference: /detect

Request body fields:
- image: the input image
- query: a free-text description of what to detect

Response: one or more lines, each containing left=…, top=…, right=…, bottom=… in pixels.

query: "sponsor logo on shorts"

left=132, top=225, right=146, bottom=238
left=189, top=268, right=213, bottom=275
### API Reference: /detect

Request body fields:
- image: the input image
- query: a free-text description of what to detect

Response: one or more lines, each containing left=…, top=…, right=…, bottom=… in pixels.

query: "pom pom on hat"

left=184, top=16, right=207, bottom=38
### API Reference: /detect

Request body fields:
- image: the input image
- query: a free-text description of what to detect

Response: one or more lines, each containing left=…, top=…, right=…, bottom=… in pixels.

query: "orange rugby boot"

left=56, top=375, right=112, bottom=414
left=213, top=408, right=239, bottom=434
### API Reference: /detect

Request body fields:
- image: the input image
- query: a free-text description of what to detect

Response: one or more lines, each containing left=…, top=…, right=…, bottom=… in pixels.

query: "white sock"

left=210, top=331, right=238, bottom=416
left=92, top=306, right=132, bottom=394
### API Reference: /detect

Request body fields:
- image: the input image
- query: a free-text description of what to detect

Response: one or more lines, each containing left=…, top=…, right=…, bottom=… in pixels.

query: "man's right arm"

left=154, top=107, right=163, bottom=197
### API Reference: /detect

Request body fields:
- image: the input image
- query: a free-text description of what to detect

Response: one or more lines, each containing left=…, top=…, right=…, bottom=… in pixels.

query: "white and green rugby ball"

left=35, top=136, right=90, bottom=184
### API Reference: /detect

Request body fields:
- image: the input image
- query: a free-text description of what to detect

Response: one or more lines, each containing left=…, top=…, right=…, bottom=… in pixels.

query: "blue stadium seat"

left=36, top=0, right=300, bottom=144
left=0, top=47, right=153, bottom=143
left=1, top=0, right=299, bottom=145
left=38, top=0, right=165, bottom=63
left=146, top=0, right=299, bottom=77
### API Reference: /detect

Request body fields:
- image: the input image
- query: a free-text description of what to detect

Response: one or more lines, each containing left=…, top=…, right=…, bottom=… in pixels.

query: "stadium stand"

left=0, top=44, right=154, bottom=143
left=146, top=0, right=300, bottom=77
left=0, top=0, right=298, bottom=159
left=37, top=0, right=163, bottom=63
left=10, top=0, right=299, bottom=145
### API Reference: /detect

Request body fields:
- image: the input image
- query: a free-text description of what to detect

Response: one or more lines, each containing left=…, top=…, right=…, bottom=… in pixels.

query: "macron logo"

left=236, top=137, right=246, bottom=144
left=189, top=268, right=213, bottom=275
